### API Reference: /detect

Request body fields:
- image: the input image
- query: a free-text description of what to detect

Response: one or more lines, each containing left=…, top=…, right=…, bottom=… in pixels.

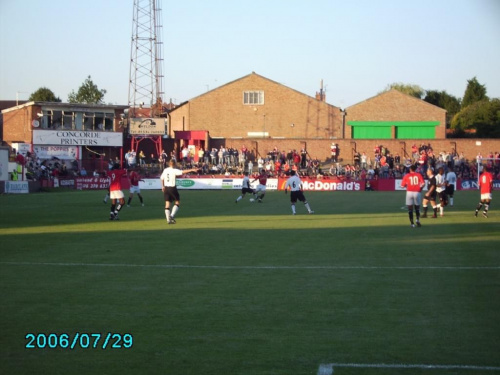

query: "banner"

left=33, top=130, right=123, bottom=146
left=277, top=177, right=364, bottom=191
left=129, top=118, right=166, bottom=135
left=76, top=177, right=110, bottom=190
left=5, top=181, right=29, bottom=194
left=32, top=146, right=79, bottom=160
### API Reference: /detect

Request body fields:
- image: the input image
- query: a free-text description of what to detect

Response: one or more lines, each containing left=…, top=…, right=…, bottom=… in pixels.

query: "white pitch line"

left=318, top=362, right=500, bottom=374
left=0, top=261, right=499, bottom=270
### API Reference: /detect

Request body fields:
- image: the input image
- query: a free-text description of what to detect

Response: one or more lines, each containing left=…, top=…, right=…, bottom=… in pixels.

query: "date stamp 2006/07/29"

left=25, top=332, right=133, bottom=350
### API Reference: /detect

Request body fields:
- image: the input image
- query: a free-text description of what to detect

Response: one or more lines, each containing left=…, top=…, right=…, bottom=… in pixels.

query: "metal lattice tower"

left=128, top=0, right=164, bottom=109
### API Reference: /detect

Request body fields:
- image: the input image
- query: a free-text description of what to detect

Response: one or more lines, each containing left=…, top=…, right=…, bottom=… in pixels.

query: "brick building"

left=1, top=101, right=128, bottom=169
left=168, top=72, right=343, bottom=155
left=345, top=89, right=447, bottom=139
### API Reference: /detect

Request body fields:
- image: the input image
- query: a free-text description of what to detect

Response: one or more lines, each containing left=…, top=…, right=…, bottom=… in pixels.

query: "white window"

left=243, top=91, right=264, bottom=105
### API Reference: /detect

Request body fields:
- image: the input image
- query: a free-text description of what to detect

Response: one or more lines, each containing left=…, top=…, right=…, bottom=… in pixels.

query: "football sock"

left=291, top=204, right=296, bottom=214
left=127, top=197, right=132, bottom=205
left=475, top=203, right=483, bottom=214
left=165, top=209, right=170, bottom=220
left=415, top=206, right=421, bottom=220
left=423, top=205, right=428, bottom=214
left=305, top=203, right=312, bottom=212
left=439, top=206, right=444, bottom=215
left=433, top=207, right=437, bottom=216
left=171, top=204, right=179, bottom=218
left=104, top=194, right=109, bottom=203
left=484, top=204, right=489, bottom=213
left=236, top=196, right=242, bottom=202
left=139, top=195, right=143, bottom=204
left=110, top=204, right=116, bottom=215
left=450, top=197, right=453, bottom=206
left=116, top=203, right=123, bottom=212
left=408, top=210, right=414, bottom=224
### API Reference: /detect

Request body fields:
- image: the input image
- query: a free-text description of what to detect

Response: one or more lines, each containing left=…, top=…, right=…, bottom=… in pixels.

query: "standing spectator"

left=181, top=146, right=189, bottom=166
left=198, top=147, right=205, bottom=163
left=301, top=148, right=308, bottom=169
left=248, top=160, right=254, bottom=174
left=361, top=152, right=367, bottom=169
left=127, top=149, right=137, bottom=168
left=284, top=170, right=314, bottom=215
left=257, top=156, right=264, bottom=173
left=331, top=143, right=337, bottom=162
left=401, top=164, right=425, bottom=227
left=474, top=166, right=493, bottom=218
left=138, top=150, right=146, bottom=165
left=160, top=160, right=198, bottom=224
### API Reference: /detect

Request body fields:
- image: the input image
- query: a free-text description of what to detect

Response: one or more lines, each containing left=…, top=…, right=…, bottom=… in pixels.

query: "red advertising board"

left=277, top=177, right=365, bottom=191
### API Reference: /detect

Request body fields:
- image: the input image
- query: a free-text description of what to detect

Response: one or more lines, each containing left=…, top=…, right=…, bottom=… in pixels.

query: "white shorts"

left=406, top=191, right=421, bottom=206
left=110, top=190, right=125, bottom=200
left=256, top=184, right=266, bottom=193
left=481, top=193, right=492, bottom=201
left=130, top=185, right=140, bottom=194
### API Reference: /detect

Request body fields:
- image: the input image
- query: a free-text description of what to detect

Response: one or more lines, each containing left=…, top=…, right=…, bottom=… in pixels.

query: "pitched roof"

left=346, top=89, right=446, bottom=112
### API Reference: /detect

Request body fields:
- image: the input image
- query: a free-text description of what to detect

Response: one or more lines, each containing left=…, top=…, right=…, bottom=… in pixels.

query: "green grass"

left=0, top=189, right=499, bottom=375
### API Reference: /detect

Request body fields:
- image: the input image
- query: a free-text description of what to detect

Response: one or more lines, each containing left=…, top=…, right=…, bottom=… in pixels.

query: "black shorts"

left=424, top=191, right=437, bottom=201
left=438, top=191, right=448, bottom=204
left=445, top=184, right=455, bottom=197
left=241, top=187, right=255, bottom=195
left=290, top=190, right=306, bottom=203
left=163, top=186, right=180, bottom=202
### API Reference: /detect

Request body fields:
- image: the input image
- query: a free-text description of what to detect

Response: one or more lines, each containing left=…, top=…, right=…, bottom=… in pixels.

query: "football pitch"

left=1, top=189, right=499, bottom=375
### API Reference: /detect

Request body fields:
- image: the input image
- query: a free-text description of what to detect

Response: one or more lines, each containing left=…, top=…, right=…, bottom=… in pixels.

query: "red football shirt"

left=479, top=171, right=493, bottom=194
left=401, top=172, right=425, bottom=192
left=107, top=170, right=126, bottom=191
left=129, top=171, right=141, bottom=187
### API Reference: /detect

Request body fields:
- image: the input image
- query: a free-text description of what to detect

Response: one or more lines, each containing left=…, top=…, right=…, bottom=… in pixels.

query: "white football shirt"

left=161, top=167, right=183, bottom=187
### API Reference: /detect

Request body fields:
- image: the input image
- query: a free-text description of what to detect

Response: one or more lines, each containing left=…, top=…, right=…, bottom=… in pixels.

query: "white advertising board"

left=139, top=178, right=279, bottom=190
left=0, top=147, right=9, bottom=181
left=33, top=130, right=123, bottom=147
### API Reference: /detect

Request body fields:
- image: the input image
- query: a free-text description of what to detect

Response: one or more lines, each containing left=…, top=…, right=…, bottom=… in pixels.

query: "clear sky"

left=1, top=0, right=499, bottom=108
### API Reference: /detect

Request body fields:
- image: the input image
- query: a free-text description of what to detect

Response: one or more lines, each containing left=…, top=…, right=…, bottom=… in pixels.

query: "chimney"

left=315, top=79, right=326, bottom=102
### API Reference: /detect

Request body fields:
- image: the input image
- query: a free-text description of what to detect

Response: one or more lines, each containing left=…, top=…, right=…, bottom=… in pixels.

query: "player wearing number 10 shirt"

left=401, top=164, right=425, bottom=228
left=475, top=166, right=494, bottom=218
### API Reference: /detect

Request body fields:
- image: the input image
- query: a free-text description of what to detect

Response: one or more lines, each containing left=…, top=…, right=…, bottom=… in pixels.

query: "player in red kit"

left=107, top=164, right=127, bottom=220
left=127, top=168, right=144, bottom=207
left=401, top=164, right=425, bottom=227
left=475, top=166, right=494, bottom=218
left=251, top=171, right=268, bottom=203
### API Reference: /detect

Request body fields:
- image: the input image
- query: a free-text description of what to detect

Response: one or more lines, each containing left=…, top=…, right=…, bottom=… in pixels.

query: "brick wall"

left=3, top=105, right=35, bottom=143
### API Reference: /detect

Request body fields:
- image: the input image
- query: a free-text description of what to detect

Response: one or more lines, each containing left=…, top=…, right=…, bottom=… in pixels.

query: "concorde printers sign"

left=33, top=130, right=122, bottom=147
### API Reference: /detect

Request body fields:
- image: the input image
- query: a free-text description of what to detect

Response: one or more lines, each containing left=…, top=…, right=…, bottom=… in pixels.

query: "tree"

left=461, top=76, right=488, bottom=108
left=381, top=83, right=425, bottom=99
left=450, top=98, right=500, bottom=138
left=423, top=90, right=461, bottom=127
left=68, top=75, right=107, bottom=104
left=29, top=87, right=61, bottom=102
